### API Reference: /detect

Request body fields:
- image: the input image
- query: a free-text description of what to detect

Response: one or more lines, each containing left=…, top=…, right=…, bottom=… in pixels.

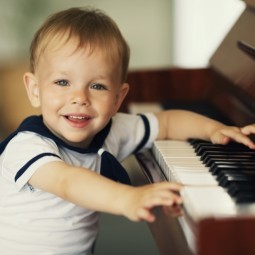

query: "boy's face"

left=23, top=39, right=129, bottom=148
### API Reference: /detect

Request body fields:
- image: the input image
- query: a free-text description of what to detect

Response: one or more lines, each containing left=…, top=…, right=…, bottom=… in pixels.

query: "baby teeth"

left=69, top=116, right=89, bottom=120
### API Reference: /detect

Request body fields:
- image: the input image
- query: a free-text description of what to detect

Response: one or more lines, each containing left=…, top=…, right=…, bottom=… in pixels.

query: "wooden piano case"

left=122, top=1, right=255, bottom=254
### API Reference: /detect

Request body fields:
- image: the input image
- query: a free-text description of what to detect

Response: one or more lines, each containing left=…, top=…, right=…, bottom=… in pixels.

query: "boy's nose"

left=71, top=91, right=90, bottom=106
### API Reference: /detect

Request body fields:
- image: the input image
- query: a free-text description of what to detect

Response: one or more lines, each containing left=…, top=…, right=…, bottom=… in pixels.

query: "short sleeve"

left=0, top=132, right=62, bottom=190
left=105, top=113, right=159, bottom=161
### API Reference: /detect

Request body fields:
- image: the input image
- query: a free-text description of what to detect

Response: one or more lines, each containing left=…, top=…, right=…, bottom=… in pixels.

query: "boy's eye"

left=55, top=80, right=69, bottom=86
left=90, top=83, right=107, bottom=90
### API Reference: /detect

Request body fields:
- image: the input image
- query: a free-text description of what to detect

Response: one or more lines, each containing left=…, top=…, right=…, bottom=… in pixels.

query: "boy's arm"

left=29, top=161, right=182, bottom=222
left=154, top=109, right=255, bottom=149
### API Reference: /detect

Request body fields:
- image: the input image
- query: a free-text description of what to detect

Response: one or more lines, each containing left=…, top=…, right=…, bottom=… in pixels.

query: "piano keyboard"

left=152, top=139, right=255, bottom=222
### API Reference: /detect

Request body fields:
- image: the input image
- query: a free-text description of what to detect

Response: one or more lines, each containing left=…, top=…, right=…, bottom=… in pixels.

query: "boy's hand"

left=241, top=124, right=255, bottom=138
left=210, top=125, right=255, bottom=149
left=121, top=182, right=182, bottom=223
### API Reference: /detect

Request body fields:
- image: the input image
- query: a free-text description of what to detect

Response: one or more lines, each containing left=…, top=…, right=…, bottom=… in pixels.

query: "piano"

left=121, top=1, right=255, bottom=254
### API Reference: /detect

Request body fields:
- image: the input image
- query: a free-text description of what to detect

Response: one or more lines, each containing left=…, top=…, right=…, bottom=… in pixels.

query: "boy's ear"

left=113, top=83, right=130, bottom=113
left=23, top=72, right=41, bottom=108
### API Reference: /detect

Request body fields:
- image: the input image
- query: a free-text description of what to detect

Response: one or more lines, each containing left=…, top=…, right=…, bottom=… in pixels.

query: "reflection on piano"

left=123, top=1, right=255, bottom=254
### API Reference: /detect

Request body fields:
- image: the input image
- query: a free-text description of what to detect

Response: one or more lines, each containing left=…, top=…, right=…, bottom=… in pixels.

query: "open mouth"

left=63, top=115, right=92, bottom=128
left=67, top=115, right=91, bottom=121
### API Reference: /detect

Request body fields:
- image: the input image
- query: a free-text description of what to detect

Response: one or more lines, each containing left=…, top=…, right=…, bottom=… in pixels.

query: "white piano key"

left=181, top=186, right=237, bottom=221
left=176, top=172, right=218, bottom=185
left=173, top=166, right=209, bottom=172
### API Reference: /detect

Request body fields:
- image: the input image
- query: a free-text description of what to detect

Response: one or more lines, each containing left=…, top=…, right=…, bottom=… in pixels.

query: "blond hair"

left=29, top=7, right=130, bottom=82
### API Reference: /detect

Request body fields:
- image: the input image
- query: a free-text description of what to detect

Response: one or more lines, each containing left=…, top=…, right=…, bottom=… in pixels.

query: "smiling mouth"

left=67, top=115, right=91, bottom=121
left=64, top=114, right=92, bottom=128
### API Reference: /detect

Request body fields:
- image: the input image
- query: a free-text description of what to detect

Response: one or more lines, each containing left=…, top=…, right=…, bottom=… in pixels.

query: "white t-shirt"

left=0, top=113, right=158, bottom=255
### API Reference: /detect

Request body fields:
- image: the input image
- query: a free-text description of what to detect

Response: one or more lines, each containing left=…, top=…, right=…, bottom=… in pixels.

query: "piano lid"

left=209, top=0, right=255, bottom=114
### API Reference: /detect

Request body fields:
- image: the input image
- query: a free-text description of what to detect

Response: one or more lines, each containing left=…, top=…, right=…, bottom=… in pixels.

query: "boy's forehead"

left=36, top=33, right=120, bottom=67
left=36, top=36, right=123, bottom=81
left=40, top=34, right=87, bottom=56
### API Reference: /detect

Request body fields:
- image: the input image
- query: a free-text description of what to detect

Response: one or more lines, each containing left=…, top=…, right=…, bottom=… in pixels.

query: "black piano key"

left=219, top=173, right=255, bottom=201
left=227, top=182, right=255, bottom=195
left=205, top=157, right=255, bottom=167
left=235, top=193, right=255, bottom=204
left=201, top=149, right=255, bottom=158
left=190, top=140, right=252, bottom=156
left=189, top=139, right=240, bottom=148
left=197, top=145, right=252, bottom=156
left=211, top=165, right=255, bottom=175
left=202, top=154, right=255, bottom=165
left=210, top=162, right=255, bottom=174
left=217, top=172, right=255, bottom=186
left=228, top=185, right=255, bottom=196
left=201, top=152, right=255, bottom=163
left=228, top=182, right=255, bottom=189
left=189, top=139, right=255, bottom=204
left=219, top=175, right=255, bottom=188
left=188, top=139, right=208, bottom=147
left=217, top=170, right=255, bottom=182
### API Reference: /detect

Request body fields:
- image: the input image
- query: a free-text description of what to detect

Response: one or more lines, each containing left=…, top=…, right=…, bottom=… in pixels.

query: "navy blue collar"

left=0, top=115, right=131, bottom=184
left=14, top=115, right=112, bottom=153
